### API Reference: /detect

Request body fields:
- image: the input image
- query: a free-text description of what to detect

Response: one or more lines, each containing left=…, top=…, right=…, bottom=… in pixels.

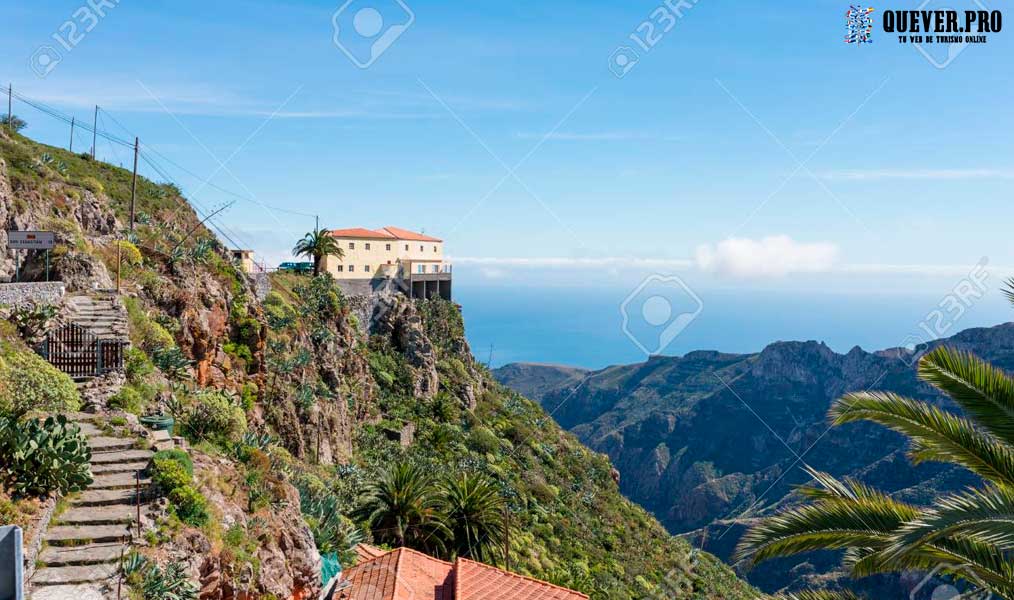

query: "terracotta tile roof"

left=330, top=228, right=396, bottom=240
left=329, top=227, right=442, bottom=243
left=379, top=227, right=442, bottom=243
left=331, top=549, right=585, bottom=600
left=454, top=558, right=589, bottom=600
left=335, top=548, right=453, bottom=600
left=354, top=544, right=386, bottom=563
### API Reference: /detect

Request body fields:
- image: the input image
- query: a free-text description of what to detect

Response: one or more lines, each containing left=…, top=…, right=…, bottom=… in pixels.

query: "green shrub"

left=152, top=456, right=192, bottom=492
left=0, top=347, right=80, bottom=419
left=125, top=298, right=176, bottom=351
left=468, top=426, right=501, bottom=455
left=152, top=449, right=193, bottom=476
left=223, top=342, right=253, bottom=364
left=108, top=386, right=144, bottom=414
left=168, top=485, right=209, bottom=526
left=116, top=240, right=143, bottom=265
left=0, top=415, right=92, bottom=497
left=124, top=348, right=154, bottom=381
left=240, top=383, right=258, bottom=412
left=180, top=390, right=246, bottom=443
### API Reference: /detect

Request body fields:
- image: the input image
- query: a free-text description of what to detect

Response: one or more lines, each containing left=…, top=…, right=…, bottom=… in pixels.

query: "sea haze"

left=456, top=282, right=1012, bottom=369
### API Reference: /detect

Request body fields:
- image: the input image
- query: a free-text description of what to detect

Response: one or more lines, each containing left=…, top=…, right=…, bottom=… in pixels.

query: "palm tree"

left=357, top=462, right=447, bottom=555
left=735, top=340, right=1014, bottom=598
left=292, top=228, right=343, bottom=276
left=437, top=472, right=506, bottom=563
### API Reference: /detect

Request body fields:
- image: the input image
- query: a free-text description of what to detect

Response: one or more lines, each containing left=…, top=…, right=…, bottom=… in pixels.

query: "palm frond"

left=918, top=346, right=1014, bottom=447
left=735, top=470, right=920, bottom=565
left=887, top=485, right=1014, bottom=558
left=775, top=591, right=864, bottom=600
left=830, top=391, right=1014, bottom=487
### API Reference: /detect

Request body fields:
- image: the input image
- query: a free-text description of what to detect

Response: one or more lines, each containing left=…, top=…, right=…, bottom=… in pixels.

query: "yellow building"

left=231, top=249, right=256, bottom=273
left=322, top=226, right=452, bottom=299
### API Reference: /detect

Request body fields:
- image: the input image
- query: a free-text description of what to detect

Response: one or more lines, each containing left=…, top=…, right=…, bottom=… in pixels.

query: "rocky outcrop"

left=372, top=295, right=438, bottom=399
left=174, top=454, right=321, bottom=600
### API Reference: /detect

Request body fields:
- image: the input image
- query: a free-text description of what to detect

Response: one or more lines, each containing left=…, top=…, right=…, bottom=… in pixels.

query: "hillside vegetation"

left=0, top=126, right=759, bottom=599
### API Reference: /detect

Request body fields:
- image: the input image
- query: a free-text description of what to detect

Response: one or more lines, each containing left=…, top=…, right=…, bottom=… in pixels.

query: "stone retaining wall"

left=0, top=282, right=66, bottom=308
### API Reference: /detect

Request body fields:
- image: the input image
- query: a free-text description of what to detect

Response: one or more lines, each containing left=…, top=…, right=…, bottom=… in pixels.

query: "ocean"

left=456, top=283, right=1013, bottom=370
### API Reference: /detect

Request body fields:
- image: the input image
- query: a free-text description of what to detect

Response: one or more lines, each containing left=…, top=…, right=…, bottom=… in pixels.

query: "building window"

left=335, top=265, right=343, bottom=272
left=405, top=244, right=409, bottom=251
left=433, top=245, right=437, bottom=252
left=365, top=243, right=371, bottom=250
left=386, top=243, right=391, bottom=251
left=420, top=245, right=424, bottom=252
left=365, top=265, right=371, bottom=272
left=349, top=265, right=355, bottom=272
left=348, top=242, right=355, bottom=250
left=432, top=265, right=439, bottom=273
left=418, top=265, right=424, bottom=274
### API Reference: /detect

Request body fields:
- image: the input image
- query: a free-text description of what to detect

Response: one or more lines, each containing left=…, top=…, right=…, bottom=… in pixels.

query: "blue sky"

left=3, top=0, right=1013, bottom=295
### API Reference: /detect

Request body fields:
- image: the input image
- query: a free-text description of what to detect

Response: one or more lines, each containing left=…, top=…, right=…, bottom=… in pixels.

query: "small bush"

left=81, top=176, right=104, bottom=195
left=125, top=298, right=176, bottom=351
left=152, top=449, right=193, bottom=476
left=124, top=348, right=154, bottom=381
left=168, top=485, right=209, bottom=526
left=0, top=347, right=80, bottom=419
left=223, top=342, right=253, bottom=364
left=108, top=386, right=144, bottom=414
left=152, top=457, right=191, bottom=492
left=468, top=426, right=501, bottom=455
left=180, top=390, right=246, bottom=443
left=116, top=240, right=143, bottom=265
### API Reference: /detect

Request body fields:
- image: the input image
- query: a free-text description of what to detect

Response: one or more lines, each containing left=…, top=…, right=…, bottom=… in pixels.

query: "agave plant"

left=736, top=342, right=1014, bottom=598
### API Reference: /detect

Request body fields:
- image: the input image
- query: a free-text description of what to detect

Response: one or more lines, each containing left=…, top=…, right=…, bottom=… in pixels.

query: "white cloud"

left=694, top=236, right=839, bottom=278
left=451, top=256, right=694, bottom=269
left=820, top=168, right=1014, bottom=181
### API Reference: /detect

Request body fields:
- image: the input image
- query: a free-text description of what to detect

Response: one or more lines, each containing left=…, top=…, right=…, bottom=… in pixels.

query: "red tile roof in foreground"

left=455, top=558, right=588, bottom=600
left=330, top=227, right=442, bottom=242
left=335, top=548, right=453, bottom=600
left=333, top=547, right=587, bottom=600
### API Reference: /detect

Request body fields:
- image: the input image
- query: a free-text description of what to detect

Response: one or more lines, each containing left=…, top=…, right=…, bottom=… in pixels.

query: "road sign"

left=7, top=231, right=55, bottom=250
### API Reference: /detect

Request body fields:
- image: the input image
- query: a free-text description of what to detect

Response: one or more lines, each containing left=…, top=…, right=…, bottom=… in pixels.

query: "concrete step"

left=90, top=461, right=148, bottom=475
left=31, top=563, right=118, bottom=586
left=87, top=437, right=136, bottom=453
left=44, top=524, right=130, bottom=546
left=90, top=473, right=150, bottom=490
left=75, top=489, right=140, bottom=507
left=28, top=582, right=113, bottom=600
left=37, top=542, right=124, bottom=567
left=90, top=450, right=152, bottom=465
left=58, top=504, right=139, bottom=526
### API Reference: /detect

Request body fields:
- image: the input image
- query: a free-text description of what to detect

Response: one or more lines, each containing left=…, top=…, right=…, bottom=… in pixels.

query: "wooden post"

left=116, top=241, right=122, bottom=292
left=135, top=469, right=141, bottom=537
left=504, top=508, right=510, bottom=571
left=129, top=137, right=139, bottom=231
left=69, top=117, right=75, bottom=151
left=92, top=105, right=98, bottom=159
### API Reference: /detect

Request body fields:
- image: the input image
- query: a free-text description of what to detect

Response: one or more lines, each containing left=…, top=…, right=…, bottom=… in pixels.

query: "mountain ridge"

left=494, top=322, right=1014, bottom=594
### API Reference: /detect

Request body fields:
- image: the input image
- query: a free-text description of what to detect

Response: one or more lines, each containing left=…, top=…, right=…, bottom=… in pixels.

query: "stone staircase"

left=29, top=415, right=154, bottom=600
left=65, top=293, right=129, bottom=342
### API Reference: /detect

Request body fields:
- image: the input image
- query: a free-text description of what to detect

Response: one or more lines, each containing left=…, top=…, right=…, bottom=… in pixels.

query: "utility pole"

left=92, top=106, right=98, bottom=159
left=6, top=84, right=11, bottom=133
left=129, top=137, right=139, bottom=231
left=315, top=215, right=319, bottom=231
left=69, top=117, right=75, bottom=151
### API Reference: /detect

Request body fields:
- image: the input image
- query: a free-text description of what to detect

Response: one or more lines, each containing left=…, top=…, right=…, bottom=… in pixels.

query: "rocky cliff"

left=495, top=325, right=1014, bottom=594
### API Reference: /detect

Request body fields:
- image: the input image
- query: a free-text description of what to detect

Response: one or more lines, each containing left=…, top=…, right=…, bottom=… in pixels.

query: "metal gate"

left=37, top=324, right=127, bottom=379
